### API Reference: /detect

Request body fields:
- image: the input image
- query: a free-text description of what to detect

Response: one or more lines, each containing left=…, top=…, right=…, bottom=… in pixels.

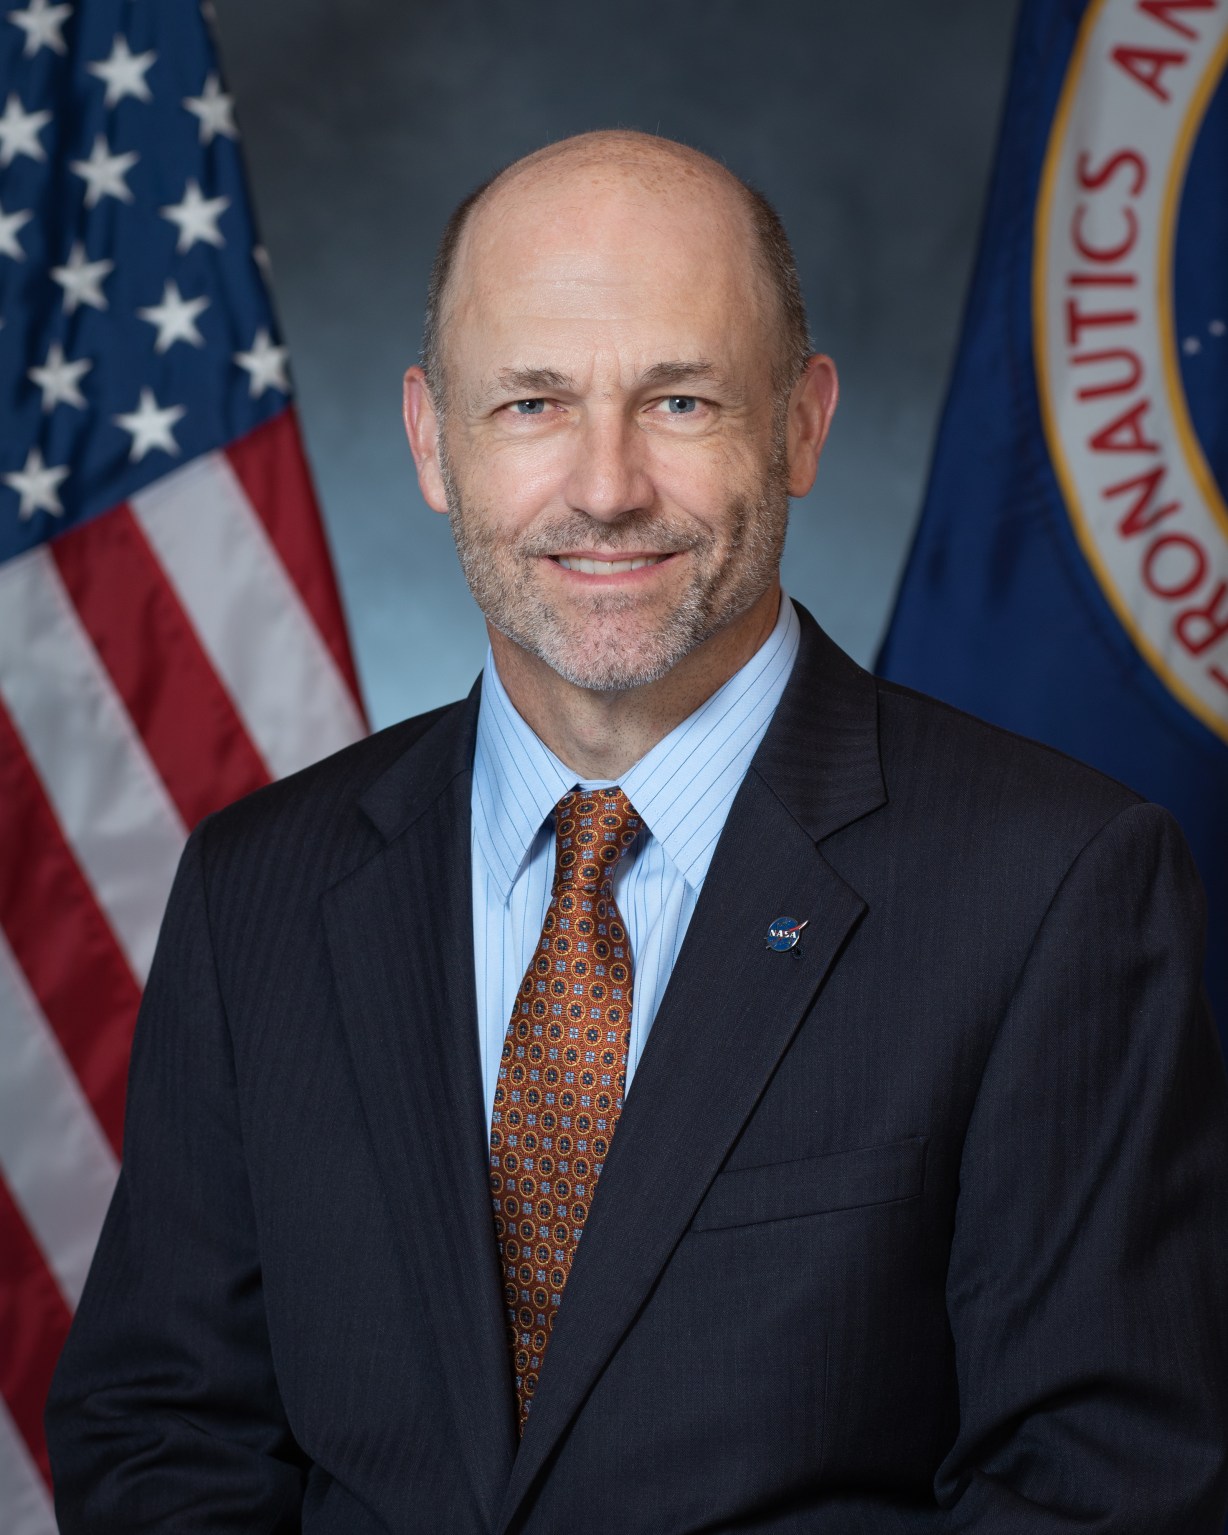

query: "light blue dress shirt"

left=470, top=595, right=801, bottom=1129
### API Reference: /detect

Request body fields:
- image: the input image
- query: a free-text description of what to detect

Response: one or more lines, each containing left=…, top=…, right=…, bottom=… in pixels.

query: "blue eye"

left=665, top=396, right=697, bottom=414
left=512, top=399, right=546, bottom=415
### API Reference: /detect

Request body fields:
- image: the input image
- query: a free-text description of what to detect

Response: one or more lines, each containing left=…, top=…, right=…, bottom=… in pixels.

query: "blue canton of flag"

left=878, top=0, right=1228, bottom=1033
left=1, top=0, right=287, bottom=548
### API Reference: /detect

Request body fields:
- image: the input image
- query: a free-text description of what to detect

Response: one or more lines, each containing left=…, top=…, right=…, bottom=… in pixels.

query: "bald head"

left=401, top=127, right=840, bottom=716
left=420, top=131, right=811, bottom=409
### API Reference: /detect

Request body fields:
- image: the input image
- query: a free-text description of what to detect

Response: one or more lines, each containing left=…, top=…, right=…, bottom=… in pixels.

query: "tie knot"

left=552, top=786, right=642, bottom=893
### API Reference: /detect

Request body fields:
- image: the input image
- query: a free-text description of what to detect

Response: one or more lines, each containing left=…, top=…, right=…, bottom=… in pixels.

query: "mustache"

left=515, top=513, right=708, bottom=561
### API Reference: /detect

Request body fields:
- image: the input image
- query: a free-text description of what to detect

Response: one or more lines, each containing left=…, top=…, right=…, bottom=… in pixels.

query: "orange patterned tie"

left=489, top=785, right=643, bottom=1429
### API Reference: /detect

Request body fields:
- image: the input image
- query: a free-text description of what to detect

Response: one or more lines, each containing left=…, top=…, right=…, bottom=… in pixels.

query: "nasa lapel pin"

left=766, top=916, right=808, bottom=958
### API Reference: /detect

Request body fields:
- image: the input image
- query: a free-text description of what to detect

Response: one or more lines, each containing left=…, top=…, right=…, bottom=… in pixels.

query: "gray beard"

left=441, top=445, right=790, bottom=692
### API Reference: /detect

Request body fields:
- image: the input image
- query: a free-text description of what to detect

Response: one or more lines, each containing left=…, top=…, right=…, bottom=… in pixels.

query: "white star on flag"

left=69, top=134, right=138, bottom=208
left=160, top=177, right=229, bottom=252
left=0, top=198, right=32, bottom=260
left=3, top=445, right=69, bottom=519
left=183, top=72, right=236, bottom=144
left=234, top=327, right=290, bottom=398
left=0, top=92, right=52, bottom=167
left=6, top=0, right=71, bottom=57
left=87, top=34, right=156, bottom=108
left=113, top=387, right=186, bottom=462
left=137, top=280, right=209, bottom=353
left=28, top=340, right=91, bottom=411
left=50, top=241, right=114, bottom=313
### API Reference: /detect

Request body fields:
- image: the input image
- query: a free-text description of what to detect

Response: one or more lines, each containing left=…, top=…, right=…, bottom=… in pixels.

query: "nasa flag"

left=877, top=0, right=1228, bottom=1029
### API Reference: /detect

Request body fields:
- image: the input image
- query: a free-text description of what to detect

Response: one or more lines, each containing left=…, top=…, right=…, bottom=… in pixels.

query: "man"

left=47, top=131, right=1228, bottom=1532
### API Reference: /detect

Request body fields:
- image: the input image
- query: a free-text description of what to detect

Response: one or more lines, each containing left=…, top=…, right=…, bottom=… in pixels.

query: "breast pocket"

left=689, top=1135, right=928, bottom=1233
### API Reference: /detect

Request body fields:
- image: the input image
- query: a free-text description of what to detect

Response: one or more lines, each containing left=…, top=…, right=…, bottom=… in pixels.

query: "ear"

left=402, top=366, right=450, bottom=515
left=785, top=355, right=839, bottom=498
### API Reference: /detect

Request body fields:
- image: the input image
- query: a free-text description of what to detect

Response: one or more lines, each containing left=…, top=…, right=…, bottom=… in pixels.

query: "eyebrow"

left=480, top=359, right=732, bottom=404
left=636, top=359, right=722, bottom=390
left=492, top=366, right=574, bottom=397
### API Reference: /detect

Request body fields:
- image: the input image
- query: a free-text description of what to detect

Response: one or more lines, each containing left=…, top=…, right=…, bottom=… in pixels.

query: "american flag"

left=0, top=2, right=367, bottom=1527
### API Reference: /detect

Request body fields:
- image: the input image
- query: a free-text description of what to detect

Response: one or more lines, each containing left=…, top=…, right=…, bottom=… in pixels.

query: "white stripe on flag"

left=0, top=931, right=119, bottom=1308
left=0, top=1399, right=57, bottom=1535
left=132, top=452, right=366, bottom=779
left=0, top=548, right=186, bottom=983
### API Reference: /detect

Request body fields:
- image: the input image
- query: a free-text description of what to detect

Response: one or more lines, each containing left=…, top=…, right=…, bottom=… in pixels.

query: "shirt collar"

left=471, top=654, right=575, bottom=901
left=472, top=595, right=800, bottom=901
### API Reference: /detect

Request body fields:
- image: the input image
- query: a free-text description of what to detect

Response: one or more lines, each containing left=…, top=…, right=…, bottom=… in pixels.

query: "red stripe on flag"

left=52, top=504, right=273, bottom=828
left=0, top=706, right=139, bottom=1155
left=0, top=1178, right=72, bottom=1489
left=226, top=408, right=366, bottom=711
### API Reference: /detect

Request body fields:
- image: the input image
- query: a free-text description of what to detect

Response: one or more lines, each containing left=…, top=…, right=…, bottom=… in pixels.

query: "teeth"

left=556, top=555, right=667, bottom=574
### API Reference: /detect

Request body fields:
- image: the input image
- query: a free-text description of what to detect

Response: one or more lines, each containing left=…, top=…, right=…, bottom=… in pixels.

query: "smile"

left=553, top=554, right=671, bottom=575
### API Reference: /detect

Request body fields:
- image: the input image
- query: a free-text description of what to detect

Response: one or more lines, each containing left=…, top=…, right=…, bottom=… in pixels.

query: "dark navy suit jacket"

left=46, top=607, right=1228, bottom=1532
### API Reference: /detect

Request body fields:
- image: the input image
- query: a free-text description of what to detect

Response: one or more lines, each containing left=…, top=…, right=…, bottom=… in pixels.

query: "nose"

left=563, top=407, right=653, bottom=523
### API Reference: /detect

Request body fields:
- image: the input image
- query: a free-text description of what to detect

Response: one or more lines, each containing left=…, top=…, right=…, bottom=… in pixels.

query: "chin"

left=506, top=607, right=703, bottom=693
left=543, top=651, right=678, bottom=693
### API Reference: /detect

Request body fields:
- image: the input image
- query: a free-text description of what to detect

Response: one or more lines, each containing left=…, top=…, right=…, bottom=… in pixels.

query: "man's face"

left=420, top=167, right=803, bottom=691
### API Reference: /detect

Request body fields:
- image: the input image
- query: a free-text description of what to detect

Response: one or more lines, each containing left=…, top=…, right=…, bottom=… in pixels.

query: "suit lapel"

left=322, top=691, right=518, bottom=1523
left=496, top=606, right=887, bottom=1531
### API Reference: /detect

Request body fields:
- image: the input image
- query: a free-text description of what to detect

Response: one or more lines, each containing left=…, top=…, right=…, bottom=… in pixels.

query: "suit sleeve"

left=935, top=800, right=1228, bottom=1532
left=45, top=820, right=306, bottom=1532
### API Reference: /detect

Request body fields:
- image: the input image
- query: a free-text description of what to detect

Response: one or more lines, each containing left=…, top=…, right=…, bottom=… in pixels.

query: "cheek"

left=454, top=437, right=565, bottom=529
left=648, top=438, right=762, bottom=534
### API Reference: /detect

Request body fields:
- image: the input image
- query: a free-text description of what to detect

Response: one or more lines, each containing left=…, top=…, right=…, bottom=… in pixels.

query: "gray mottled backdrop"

left=210, top=0, right=1019, bottom=729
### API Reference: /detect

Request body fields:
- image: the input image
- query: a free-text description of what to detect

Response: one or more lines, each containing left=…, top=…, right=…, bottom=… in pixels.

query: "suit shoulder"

left=841, top=680, right=1189, bottom=963
left=197, top=698, right=465, bottom=875
left=873, top=675, right=1142, bottom=840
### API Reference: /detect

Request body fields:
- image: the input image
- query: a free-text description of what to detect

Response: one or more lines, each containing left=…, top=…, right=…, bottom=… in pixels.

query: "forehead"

left=445, top=164, right=774, bottom=380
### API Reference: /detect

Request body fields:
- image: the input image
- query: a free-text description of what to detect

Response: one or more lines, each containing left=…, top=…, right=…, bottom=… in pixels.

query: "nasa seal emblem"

left=1034, top=0, right=1228, bottom=742
left=765, top=917, right=808, bottom=955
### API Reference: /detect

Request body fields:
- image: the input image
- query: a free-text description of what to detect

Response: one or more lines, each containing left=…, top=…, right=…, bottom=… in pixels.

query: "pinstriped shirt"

left=470, top=595, right=800, bottom=1130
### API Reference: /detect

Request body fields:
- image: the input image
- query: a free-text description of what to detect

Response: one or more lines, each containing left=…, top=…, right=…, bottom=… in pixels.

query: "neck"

left=489, top=585, right=782, bottom=781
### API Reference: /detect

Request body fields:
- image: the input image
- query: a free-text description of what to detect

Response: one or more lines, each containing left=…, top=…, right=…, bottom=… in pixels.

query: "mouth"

left=550, top=553, right=676, bottom=576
